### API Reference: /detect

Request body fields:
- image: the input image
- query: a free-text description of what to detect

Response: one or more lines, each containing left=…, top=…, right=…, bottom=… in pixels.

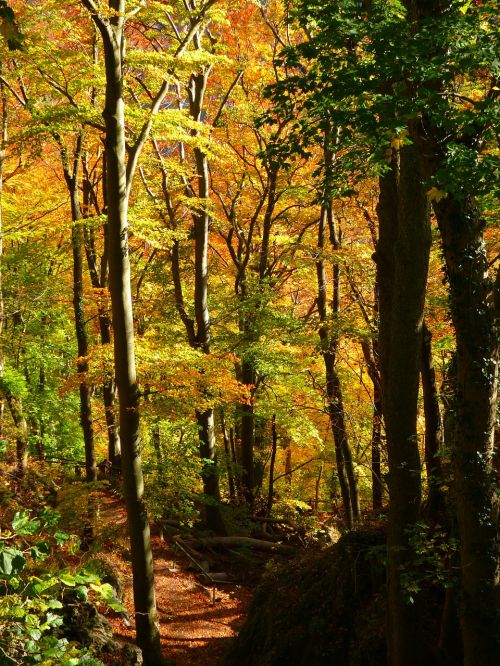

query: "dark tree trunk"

left=433, top=195, right=499, bottom=665
left=239, top=359, right=255, bottom=504
left=81, top=2, right=162, bottom=662
left=82, top=157, right=121, bottom=472
left=361, top=338, right=384, bottom=511
left=266, top=414, right=278, bottom=516
left=188, top=69, right=226, bottom=534
left=371, top=381, right=383, bottom=510
left=5, top=393, right=28, bottom=477
left=401, top=1, right=499, bottom=660
left=60, top=134, right=97, bottom=483
left=316, top=199, right=359, bottom=528
left=221, top=410, right=236, bottom=502
left=420, top=321, right=445, bottom=516
left=377, top=145, right=430, bottom=666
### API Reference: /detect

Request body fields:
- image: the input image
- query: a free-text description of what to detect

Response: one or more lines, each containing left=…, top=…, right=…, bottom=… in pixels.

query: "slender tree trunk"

left=266, top=414, right=278, bottom=516
left=314, top=462, right=324, bottom=515
left=316, top=200, right=359, bottom=527
left=0, top=76, right=27, bottom=478
left=189, top=69, right=226, bottom=534
left=221, top=410, right=236, bottom=502
left=420, top=321, right=445, bottom=516
left=82, top=2, right=162, bottom=661
left=377, top=145, right=430, bottom=666
left=371, top=382, right=383, bottom=510
left=239, top=358, right=255, bottom=504
left=361, top=338, right=384, bottom=510
left=60, top=135, right=97, bottom=483
left=82, top=161, right=121, bottom=471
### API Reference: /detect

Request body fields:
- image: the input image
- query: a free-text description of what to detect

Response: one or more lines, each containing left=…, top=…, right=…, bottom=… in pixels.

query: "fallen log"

left=190, top=536, right=295, bottom=553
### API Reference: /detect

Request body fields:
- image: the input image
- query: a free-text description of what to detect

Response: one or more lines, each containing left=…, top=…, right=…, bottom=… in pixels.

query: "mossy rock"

left=225, top=526, right=387, bottom=666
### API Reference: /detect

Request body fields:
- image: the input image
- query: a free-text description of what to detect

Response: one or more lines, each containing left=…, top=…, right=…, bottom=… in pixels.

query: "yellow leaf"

left=427, top=187, right=448, bottom=203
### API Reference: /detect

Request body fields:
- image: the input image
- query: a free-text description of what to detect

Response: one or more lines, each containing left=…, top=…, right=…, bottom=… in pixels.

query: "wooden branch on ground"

left=190, top=536, right=294, bottom=553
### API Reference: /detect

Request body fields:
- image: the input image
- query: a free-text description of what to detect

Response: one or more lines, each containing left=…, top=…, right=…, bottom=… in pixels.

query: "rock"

left=121, top=642, right=144, bottom=665
left=61, top=589, right=119, bottom=653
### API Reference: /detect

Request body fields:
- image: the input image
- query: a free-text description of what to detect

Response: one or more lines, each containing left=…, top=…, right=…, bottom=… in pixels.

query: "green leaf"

left=59, top=572, right=76, bottom=586
left=54, top=531, right=70, bottom=546
left=0, top=546, right=26, bottom=577
left=12, top=510, right=41, bottom=535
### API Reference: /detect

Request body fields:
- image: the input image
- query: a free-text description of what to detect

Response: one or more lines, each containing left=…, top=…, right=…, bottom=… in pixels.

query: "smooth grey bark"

left=376, top=145, right=431, bottom=666
left=80, top=1, right=165, bottom=662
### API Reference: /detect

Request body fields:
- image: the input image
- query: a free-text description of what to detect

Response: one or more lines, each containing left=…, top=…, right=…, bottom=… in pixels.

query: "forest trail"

left=94, top=493, right=252, bottom=665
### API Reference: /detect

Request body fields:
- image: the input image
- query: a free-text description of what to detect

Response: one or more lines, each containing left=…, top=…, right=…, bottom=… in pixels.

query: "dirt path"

left=95, top=494, right=251, bottom=665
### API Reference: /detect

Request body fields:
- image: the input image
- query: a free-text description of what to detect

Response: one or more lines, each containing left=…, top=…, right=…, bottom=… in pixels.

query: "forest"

left=0, top=0, right=498, bottom=665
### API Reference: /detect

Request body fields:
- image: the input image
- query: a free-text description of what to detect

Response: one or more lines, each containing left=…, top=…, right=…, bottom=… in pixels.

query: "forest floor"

left=95, top=493, right=253, bottom=666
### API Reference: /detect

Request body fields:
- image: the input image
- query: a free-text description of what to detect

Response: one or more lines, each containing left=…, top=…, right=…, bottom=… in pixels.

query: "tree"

left=399, top=2, right=499, bottom=662
left=79, top=0, right=168, bottom=661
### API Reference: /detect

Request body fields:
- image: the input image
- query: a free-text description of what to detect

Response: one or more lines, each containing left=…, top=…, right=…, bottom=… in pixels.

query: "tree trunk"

left=221, top=410, right=236, bottom=502
left=266, top=414, right=278, bottom=516
left=420, top=320, right=445, bottom=517
left=377, top=145, right=430, bottom=666
left=239, top=358, right=255, bottom=504
left=196, top=408, right=226, bottom=535
left=433, top=194, right=499, bottom=665
left=82, top=162, right=121, bottom=472
left=371, top=381, right=383, bottom=511
left=401, top=0, right=500, bottom=658
left=189, top=69, right=226, bottom=534
left=316, top=200, right=359, bottom=527
left=82, top=2, right=162, bottom=661
left=361, top=339, right=384, bottom=510
left=5, top=393, right=27, bottom=477
left=60, top=134, right=97, bottom=483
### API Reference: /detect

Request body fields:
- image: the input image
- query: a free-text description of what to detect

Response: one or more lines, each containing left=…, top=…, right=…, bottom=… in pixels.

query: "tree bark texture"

left=376, top=145, right=431, bottom=666
left=433, top=194, right=499, bottom=665
left=401, top=1, right=499, bottom=661
left=81, top=1, right=162, bottom=662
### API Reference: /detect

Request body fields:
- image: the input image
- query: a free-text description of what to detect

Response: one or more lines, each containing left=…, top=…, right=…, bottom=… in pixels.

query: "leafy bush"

left=0, top=509, right=116, bottom=665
